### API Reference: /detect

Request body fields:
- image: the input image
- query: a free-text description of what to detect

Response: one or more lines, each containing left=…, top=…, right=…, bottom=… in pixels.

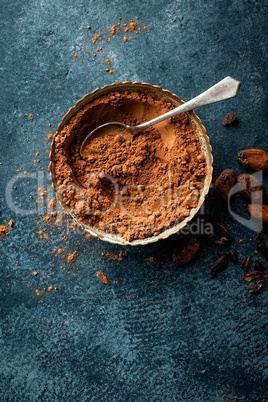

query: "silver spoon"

left=80, top=76, right=241, bottom=157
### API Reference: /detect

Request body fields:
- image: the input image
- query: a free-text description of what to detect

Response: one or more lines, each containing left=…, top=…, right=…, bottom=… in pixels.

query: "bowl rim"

left=49, top=81, right=213, bottom=246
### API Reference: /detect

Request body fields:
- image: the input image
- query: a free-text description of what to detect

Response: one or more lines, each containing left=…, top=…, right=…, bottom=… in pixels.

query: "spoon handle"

left=134, top=76, right=241, bottom=132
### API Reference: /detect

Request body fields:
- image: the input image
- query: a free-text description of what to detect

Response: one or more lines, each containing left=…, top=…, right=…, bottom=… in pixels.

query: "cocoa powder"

left=52, top=90, right=207, bottom=242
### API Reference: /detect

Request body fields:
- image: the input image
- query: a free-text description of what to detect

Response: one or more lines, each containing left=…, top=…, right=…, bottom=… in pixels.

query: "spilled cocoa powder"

left=52, top=90, right=207, bottom=242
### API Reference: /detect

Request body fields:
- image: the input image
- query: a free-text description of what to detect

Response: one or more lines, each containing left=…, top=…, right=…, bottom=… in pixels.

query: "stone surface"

left=0, top=0, right=267, bottom=400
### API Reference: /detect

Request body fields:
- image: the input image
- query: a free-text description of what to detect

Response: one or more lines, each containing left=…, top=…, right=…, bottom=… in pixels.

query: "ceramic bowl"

left=49, top=82, right=213, bottom=246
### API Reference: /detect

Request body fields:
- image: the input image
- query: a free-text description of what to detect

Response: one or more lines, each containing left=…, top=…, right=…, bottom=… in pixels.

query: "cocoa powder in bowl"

left=51, top=84, right=210, bottom=243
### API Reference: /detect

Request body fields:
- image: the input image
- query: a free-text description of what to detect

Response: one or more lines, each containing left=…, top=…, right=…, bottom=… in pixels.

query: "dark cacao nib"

left=229, top=248, right=238, bottom=263
left=242, top=256, right=252, bottom=272
left=210, top=254, right=229, bottom=277
left=249, top=280, right=266, bottom=294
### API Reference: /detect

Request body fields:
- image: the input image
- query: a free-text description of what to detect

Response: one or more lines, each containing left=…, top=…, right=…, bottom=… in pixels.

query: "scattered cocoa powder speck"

left=48, top=198, right=56, bottom=210
left=47, top=132, right=53, bottom=140
left=129, top=20, right=137, bottom=31
left=8, top=220, right=14, bottom=227
left=35, top=289, right=40, bottom=296
left=110, top=25, right=117, bottom=35
left=33, top=272, right=38, bottom=276
left=48, top=286, right=54, bottom=291
left=92, top=33, right=100, bottom=44
left=29, top=114, right=33, bottom=120
left=43, top=215, right=52, bottom=224
left=123, top=36, right=128, bottom=42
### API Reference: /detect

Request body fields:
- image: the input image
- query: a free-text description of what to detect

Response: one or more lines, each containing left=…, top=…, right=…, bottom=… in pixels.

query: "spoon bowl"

left=80, top=76, right=240, bottom=158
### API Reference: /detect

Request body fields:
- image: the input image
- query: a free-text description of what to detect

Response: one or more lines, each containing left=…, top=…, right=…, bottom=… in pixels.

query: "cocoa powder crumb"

left=47, top=132, right=53, bottom=140
left=8, top=220, right=14, bottom=227
left=92, top=33, right=100, bottom=44
left=97, top=271, right=110, bottom=285
left=33, top=272, right=38, bottom=276
left=0, top=225, right=8, bottom=236
left=47, top=286, right=54, bottom=291
left=110, top=25, right=117, bottom=35
left=67, top=251, right=77, bottom=263
left=48, top=198, right=56, bottom=210
left=123, top=36, right=128, bottom=42
left=35, top=289, right=40, bottom=296
left=43, top=215, right=52, bottom=224
left=102, top=250, right=124, bottom=261
left=222, top=112, right=237, bottom=126
left=29, top=114, right=33, bottom=120
left=129, top=20, right=137, bottom=31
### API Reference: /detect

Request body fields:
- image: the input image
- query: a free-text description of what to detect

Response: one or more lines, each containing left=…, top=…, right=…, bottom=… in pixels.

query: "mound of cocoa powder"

left=52, top=89, right=207, bottom=242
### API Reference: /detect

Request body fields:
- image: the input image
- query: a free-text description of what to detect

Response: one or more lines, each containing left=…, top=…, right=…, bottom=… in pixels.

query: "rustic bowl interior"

left=49, top=82, right=213, bottom=246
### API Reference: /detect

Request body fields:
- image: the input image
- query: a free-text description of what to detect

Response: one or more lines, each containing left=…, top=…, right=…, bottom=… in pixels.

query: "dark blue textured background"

left=0, top=0, right=267, bottom=400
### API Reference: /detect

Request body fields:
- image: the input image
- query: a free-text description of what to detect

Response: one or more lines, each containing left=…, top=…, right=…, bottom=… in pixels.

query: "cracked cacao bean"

left=236, top=149, right=268, bottom=171
left=210, top=254, right=229, bottom=277
left=209, top=221, right=230, bottom=246
left=214, top=169, right=236, bottom=202
left=172, top=237, right=200, bottom=266
left=237, top=173, right=263, bottom=203
left=244, top=271, right=268, bottom=282
left=249, top=279, right=266, bottom=293
left=248, top=204, right=268, bottom=224
left=242, top=256, right=252, bottom=272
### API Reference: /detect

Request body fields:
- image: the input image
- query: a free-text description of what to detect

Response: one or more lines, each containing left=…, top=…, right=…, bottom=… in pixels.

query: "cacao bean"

left=222, top=112, right=237, bottom=126
left=254, top=260, right=265, bottom=272
left=229, top=248, right=238, bottom=263
left=210, top=254, right=229, bottom=277
left=237, top=173, right=263, bottom=202
left=172, top=237, right=200, bottom=266
left=214, top=169, right=236, bottom=202
left=256, top=234, right=266, bottom=251
left=256, top=234, right=268, bottom=259
left=249, top=279, right=266, bottom=293
left=236, top=149, right=268, bottom=171
left=209, top=221, right=230, bottom=246
left=248, top=204, right=268, bottom=224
